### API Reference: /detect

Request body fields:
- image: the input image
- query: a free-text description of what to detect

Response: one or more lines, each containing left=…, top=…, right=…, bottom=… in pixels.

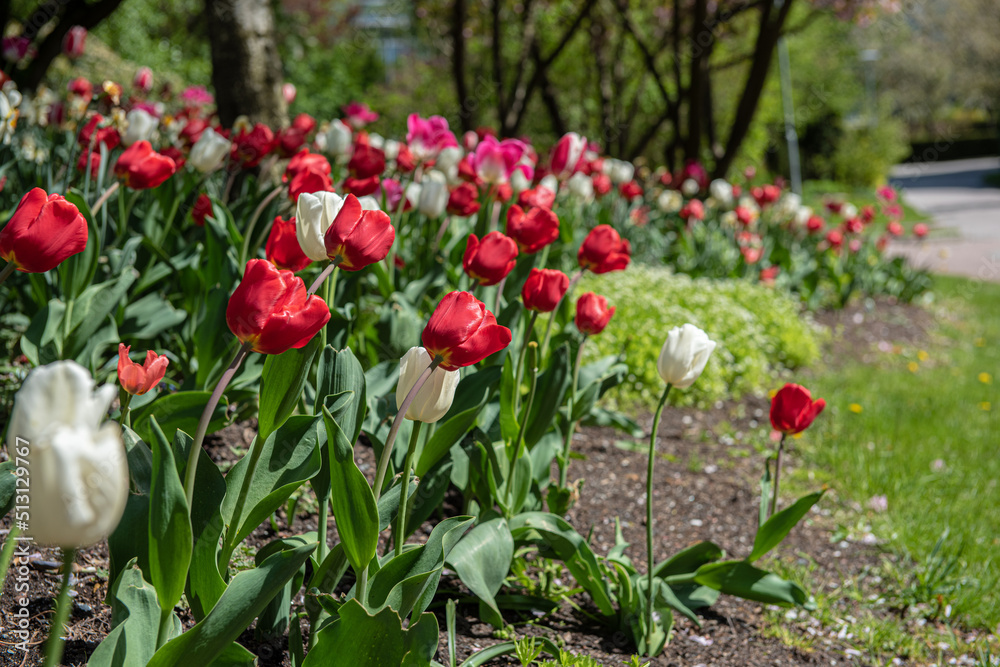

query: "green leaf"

left=499, top=353, right=519, bottom=445
left=303, top=599, right=439, bottom=667
left=415, top=404, right=482, bottom=477
left=445, top=514, right=512, bottom=626
left=148, top=417, right=192, bottom=613
left=148, top=544, right=315, bottom=667
left=64, top=269, right=137, bottom=360
left=322, top=406, right=379, bottom=578
left=0, top=461, right=16, bottom=519
left=652, top=540, right=724, bottom=579
left=132, top=392, right=229, bottom=447
left=87, top=562, right=165, bottom=667
left=749, top=489, right=825, bottom=562
left=367, top=516, right=474, bottom=620
left=315, top=346, right=367, bottom=443
left=58, top=192, right=100, bottom=301
left=120, top=293, right=188, bottom=340
left=523, top=343, right=571, bottom=447
left=221, top=415, right=322, bottom=550
left=186, top=446, right=230, bottom=622
left=258, top=337, right=321, bottom=441
left=693, top=560, right=814, bottom=608
left=509, top=512, right=614, bottom=616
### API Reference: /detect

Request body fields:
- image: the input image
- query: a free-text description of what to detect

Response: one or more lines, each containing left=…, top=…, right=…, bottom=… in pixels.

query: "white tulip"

left=383, top=139, right=400, bottom=161
left=709, top=179, right=734, bottom=208
left=841, top=203, right=858, bottom=219
left=603, top=158, right=634, bottom=185
left=681, top=178, right=700, bottom=196
left=122, top=108, right=157, bottom=146
left=435, top=146, right=463, bottom=174
left=794, top=205, right=813, bottom=226
left=418, top=170, right=449, bottom=218
left=510, top=168, right=531, bottom=193
left=367, top=132, right=385, bottom=150
left=296, top=191, right=347, bottom=261
left=657, top=190, right=683, bottom=213
left=656, top=324, right=717, bottom=389
left=325, top=119, right=353, bottom=157
left=775, top=192, right=802, bottom=218
left=566, top=172, right=594, bottom=203
left=539, top=174, right=559, bottom=194
left=188, top=127, right=231, bottom=173
left=7, top=361, right=128, bottom=548
left=396, top=347, right=460, bottom=423
left=358, top=196, right=381, bottom=211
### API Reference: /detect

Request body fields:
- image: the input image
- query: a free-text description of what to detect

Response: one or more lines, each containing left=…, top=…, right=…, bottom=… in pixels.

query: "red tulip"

left=422, top=291, right=512, bottom=371
left=78, top=115, right=120, bottom=150
left=133, top=67, right=153, bottom=94
left=179, top=117, right=209, bottom=146
left=348, top=143, right=386, bottom=179
left=913, top=223, right=928, bottom=238
left=760, top=266, right=780, bottom=285
left=522, top=268, right=569, bottom=313
left=518, top=185, right=556, bottom=210
left=160, top=146, right=186, bottom=170
left=114, top=141, right=176, bottom=190
left=67, top=77, right=93, bottom=102
left=770, top=383, right=825, bottom=435
left=323, top=193, right=395, bottom=271
left=592, top=173, right=612, bottom=197
left=232, top=123, right=275, bottom=168
left=447, top=183, right=481, bottom=217
left=550, top=132, right=587, bottom=178
left=506, top=205, right=559, bottom=254
left=266, top=216, right=312, bottom=272
left=292, top=113, right=316, bottom=134
left=342, top=175, right=380, bottom=197
left=284, top=150, right=333, bottom=201
left=0, top=189, right=88, bottom=273
left=619, top=181, right=643, bottom=200
left=463, top=232, right=518, bottom=286
left=806, top=215, right=825, bottom=234
left=63, top=26, right=87, bottom=58
left=117, top=343, right=169, bottom=396
left=680, top=199, right=705, bottom=222
left=577, top=224, right=631, bottom=274
left=887, top=221, right=904, bottom=236
left=191, top=193, right=212, bottom=226
left=226, top=259, right=330, bottom=355
left=77, top=151, right=101, bottom=177
left=575, top=292, right=614, bottom=335
left=395, top=143, right=416, bottom=173
left=276, top=127, right=308, bottom=158
left=825, top=229, right=843, bottom=248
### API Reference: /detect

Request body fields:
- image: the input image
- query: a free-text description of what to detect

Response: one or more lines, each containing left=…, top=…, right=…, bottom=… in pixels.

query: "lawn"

left=802, top=179, right=932, bottom=226
left=802, top=275, right=999, bottom=629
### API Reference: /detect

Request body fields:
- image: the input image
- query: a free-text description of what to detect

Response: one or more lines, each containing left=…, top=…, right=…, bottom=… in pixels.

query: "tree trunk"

left=452, top=0, right=473, bottom=133
left=205, top=0, right=287, bottom=128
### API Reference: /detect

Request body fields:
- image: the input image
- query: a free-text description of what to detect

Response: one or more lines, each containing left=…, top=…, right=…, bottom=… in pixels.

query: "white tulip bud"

left=122, top=108, right=157, bottom=146
left=566, top=172, right=594, bottom=202
left=188, top=127, right=231, bottom=173
left=681, top=178, right=700, bottom=196
left=656, top=324, right=716, bottom=389
left=7, top=361, right=128, bottom=548
left=396, top=347, right=460, bottom=423
left=324, top=119, right=353, bottom=157
left=418, top=170, right=449, bottom=218
left=709, top=179, right=734, bottom=208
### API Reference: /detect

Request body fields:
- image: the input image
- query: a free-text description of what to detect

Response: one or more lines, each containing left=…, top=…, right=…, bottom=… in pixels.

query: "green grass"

left=801, top=275, right=1000, bottom=628
left=802, top=179, right=932, bottom=226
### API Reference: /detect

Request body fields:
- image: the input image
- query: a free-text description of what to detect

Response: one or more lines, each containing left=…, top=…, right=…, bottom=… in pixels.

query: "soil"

left=0, top=298, right=935, bottom=666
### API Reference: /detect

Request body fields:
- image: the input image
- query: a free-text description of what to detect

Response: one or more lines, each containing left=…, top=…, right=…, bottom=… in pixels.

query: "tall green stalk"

left=645, top=383, right=672, bottom=644
left=768, top=434, right=788, bottom=518
left=558, top=336, right=588, bottom=487
left=507, top=343, right=539, bottom=514
left=394, top=422, right=423, bottom=556
left=42, top=548, right=76, bottom=667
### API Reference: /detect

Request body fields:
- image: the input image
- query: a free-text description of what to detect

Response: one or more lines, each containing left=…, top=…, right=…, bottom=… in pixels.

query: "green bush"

left=827, top=112, right=910, bottom=188
left=581, top=266, right=823, bottom=409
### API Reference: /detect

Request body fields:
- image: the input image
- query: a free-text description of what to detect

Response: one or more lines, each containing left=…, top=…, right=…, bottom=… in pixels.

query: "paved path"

left=888, top=156, right=1000, bottom=281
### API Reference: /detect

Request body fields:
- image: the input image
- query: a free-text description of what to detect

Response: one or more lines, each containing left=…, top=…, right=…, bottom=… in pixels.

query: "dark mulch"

left=0, top=298, right=931, bottom=666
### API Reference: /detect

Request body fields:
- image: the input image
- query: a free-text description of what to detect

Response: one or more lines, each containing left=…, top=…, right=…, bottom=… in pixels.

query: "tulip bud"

left=422, top=291, right=512, bottom=371
left=550, top=132, right=586, bottom=179
left=578, top=224, right=631, bottom=274
left=282, top=82, right=297, bottom=104
left=8, top=360, right=128, bottom=547
left=396, top=347, right=460, bottom=423
left=188, top=127, right=231, bottom=173
left=418, top=170, right=449, bottom=218
left=313, top=193, right=395, bottom=270
left=447, top=183, right=481, bottom=217
left=769, top=383, right=825, bottom=435
left=296, top=191, right=347, bottom=261
left=574, top=292, right=615, bottom=336
left=463, top=232, right=518, bottom=286
left=117, top=343, right=169, bottom=395
left=0, top=188, right=88, bottom=273
left=325, top=119, right=353, bottom=157
left=656, top=323, right=716, bottom=389
left=521, top=268, right=569, bottom=313
left=133, top=66, right=153, bottom=93
left=121, top=108, right=157, bottom=146
left=63, top=26, right=87, bottom=59
left=566, top=172, right=594, bottom=202
left=226, top=259, right=330, bottom=355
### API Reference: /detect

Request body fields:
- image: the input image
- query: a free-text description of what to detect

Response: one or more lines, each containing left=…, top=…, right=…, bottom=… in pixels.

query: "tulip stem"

left=308, top=261, right=338, bottom=296
left=558, top=336, right=587, bottom=488
left=42, top=548, right=76, bottom=667
left=513, top=311, right=539, bottom=416
left=394, top=421, right=423, bottom=557
left=91, top=180, right=120, bottom=216
left=493, top=275, right=507, bottom=316
left=645, top=383, right=672, bottom=647
left=118, top=393, right=133, bottom=428
left=0, top=524, right=21, bottom=592
left=316, top=495, right=329, bottom=564
left=538, top=269, right=584, bottom=362
left=768, top=434, right=787, bottom=519
left=184, top=342, right=252, bottom=510
left=240, top=185, right=284, bottom=266
left=373, top=359, right=441, bottom=501
left=507, top=343, right=539, bottom=515
left=0, top=262, right=15, bottom=287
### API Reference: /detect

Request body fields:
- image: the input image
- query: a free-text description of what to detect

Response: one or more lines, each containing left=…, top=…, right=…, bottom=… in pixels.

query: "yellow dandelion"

left=908, top=361, right=919, bottom=373
left=768, top=388, right=778, bottom=399
left=849, top=403, right=863, bottom=414
left=793, top=432, right=804, bottom=439
left=917, top=350, right=929, bottom=361
left=975, top=337, right=986, bottom=348
left=980, top=402, right=992, bottom=412
left=979, top=372, right=993, bottom=385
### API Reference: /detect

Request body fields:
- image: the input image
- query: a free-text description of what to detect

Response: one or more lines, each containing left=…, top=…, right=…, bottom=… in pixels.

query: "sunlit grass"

left=803, top=276, right=1000, bottom=628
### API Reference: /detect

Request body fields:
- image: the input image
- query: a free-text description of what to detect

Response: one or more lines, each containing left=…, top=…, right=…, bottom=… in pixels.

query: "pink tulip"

left=133, top=67, right=153, bottom=94
left=342, top=101, right=379, bottom=129
left=550, top=132, right=587, bottom=179
left=282, top=83, right=297, bottom=104
left=469, top=136, right=528, bottom=185
left=406, top=113, right=458, bottom=163
left=63, top=26, right=87, bottom=59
